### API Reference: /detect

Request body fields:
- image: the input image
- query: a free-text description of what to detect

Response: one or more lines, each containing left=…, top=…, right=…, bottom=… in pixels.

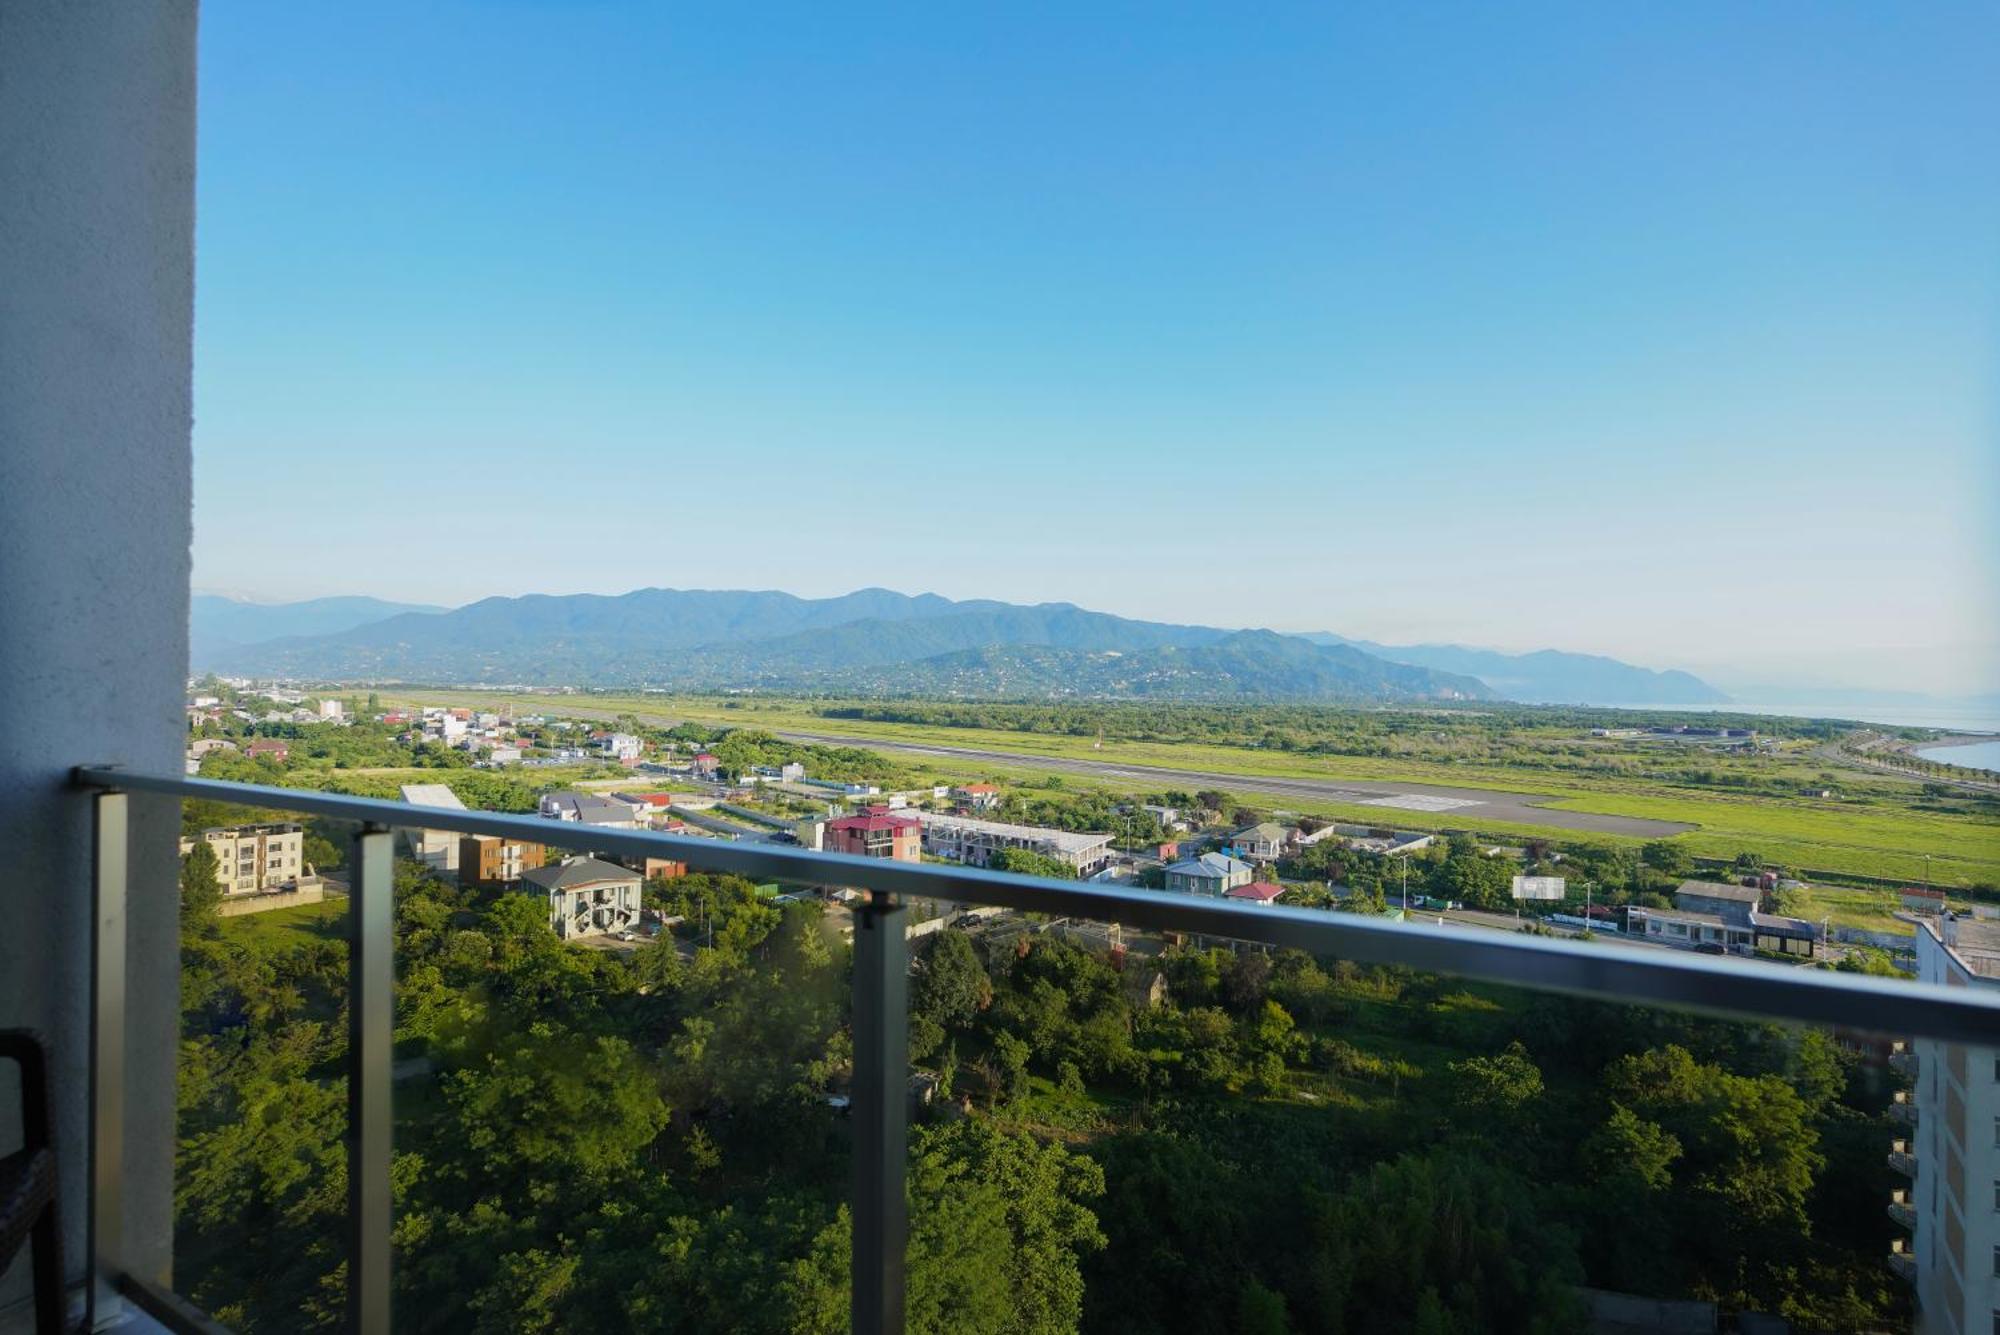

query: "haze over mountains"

left=192, top=587, right=1731, bottom=707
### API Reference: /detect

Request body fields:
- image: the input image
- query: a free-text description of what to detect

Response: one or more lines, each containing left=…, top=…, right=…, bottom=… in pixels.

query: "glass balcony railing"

left=72, top=766, right=2000, bottom=1334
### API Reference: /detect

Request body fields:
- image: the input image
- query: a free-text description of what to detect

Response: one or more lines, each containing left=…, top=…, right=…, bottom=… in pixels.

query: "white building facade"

left=1907, top=915, right=2000, bottom=1334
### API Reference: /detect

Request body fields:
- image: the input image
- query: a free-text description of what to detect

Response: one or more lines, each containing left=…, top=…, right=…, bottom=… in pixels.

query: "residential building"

left=950, top=783, right=1002, bottom=811
left=609, top=791, right=677, bottom=823
left=400, top=782, right=469, bottom=871
left=1164, top=852, right=1254, bottom=896
left=1225, top=881, right=1288, bottom=906
left=827, top=809, right=923, bottom=862
left=244, top=738, right=289, bottom=763
left=1633, top=891, right=1823, bottom=959
left=524, top=856, right=644, bottom=940
left=1227, top=821, right=1291, bottom=862
left=1904, top=887, right=1949, bottom=915
left=1901, top=915, right=2000, bottom=1333
left=1628, top=906, right=1751, bottom=953
left=917, top=811, right=1114, bottom=876
left=457, top=835, right=547, bottom=891
left=538, top=790, right=642, bottom=828
left=1675, top=879, right=1763, bottom=918
left=601, top=732, right=643, bottom=763
left=317, top=699, right=344, bottom=721
left=180, top=822, right=306, bottom=896
left=693, top=751, right=720, bottom=776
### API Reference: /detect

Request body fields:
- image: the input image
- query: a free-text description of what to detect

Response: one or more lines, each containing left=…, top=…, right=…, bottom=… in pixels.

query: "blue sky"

left=192, top=3, right=1998, bottom=694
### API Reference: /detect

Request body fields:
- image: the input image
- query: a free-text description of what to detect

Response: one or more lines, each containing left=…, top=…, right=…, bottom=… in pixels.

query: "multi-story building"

left=457, top=835, right=547, bottom=891
left=401, top=782, right=469, bottom=871
left=950, top=783, right=1001, bottom=811
left=1900, top=914, right=2000, bottom=1334
left=179, top=822, right=306, bottom=896
left=826, top=809, right=922, bottom=861
left=918, top=811, right=1113, bottom=876
left=524, top=856, right=644, bottom=940
left=1226, top=822, right=1291, bottom=863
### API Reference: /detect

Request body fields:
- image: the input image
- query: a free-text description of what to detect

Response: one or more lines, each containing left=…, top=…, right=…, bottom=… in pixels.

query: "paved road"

left=771, top=728, right=1694, bottom=838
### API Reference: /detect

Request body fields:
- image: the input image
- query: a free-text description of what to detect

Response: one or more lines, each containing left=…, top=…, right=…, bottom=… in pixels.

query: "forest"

left=174, top=833, right=1908, bottom=1332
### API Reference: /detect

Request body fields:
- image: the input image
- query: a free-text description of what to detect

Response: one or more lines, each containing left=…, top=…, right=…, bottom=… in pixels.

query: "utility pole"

left=1400, top=858, right=1408, bottom=915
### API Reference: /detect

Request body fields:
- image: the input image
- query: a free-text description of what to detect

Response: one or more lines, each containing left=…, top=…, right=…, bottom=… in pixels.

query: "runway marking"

left=1358, top=794, right=1485, bottom=812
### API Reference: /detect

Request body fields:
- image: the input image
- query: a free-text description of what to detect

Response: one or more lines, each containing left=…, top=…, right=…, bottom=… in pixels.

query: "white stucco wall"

left=0, top=0, right=198, bottom=1315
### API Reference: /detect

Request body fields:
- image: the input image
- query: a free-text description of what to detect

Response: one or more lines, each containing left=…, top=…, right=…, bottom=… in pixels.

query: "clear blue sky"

left=192, top=2, right=1998, bottom=695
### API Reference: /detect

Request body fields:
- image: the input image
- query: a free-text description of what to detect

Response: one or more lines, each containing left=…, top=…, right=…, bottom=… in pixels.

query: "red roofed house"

left=1225, top=881, right=1288, bottom=906
left=244, top=739, right=288, bottom=763
left=693, top=752, right=720, bottom=777
left=826, top=808, right=922, bottom=862
left=951, top=783, right=1002, bottom=812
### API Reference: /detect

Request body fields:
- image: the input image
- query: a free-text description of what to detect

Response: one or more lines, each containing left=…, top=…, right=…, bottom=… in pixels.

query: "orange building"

left=825, top=809, right=921, bottom=862
left=457, top=835, right=547, bottom=890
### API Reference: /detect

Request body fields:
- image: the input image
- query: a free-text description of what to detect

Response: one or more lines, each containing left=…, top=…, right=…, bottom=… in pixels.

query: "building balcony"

left=1888, top=1200, right=1916, bottom=1230
left=35, top=767, right=2000, bottom=1332
left=1887, top=1249, right=1916, bottom=1284
left=1889, top=1046, right=1917, bottom=1077
left=1888, top=1140, right=1918, bottom=1177
left=1890, top=1091, right=1917, bottom=1125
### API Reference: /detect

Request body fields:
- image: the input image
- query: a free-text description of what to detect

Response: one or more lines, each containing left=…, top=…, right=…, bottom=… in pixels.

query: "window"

left=1992, top=1055, right=2000, bottom=1082
left=1992, top=1178, right=1999, bottom=1211
left=1993, top=1244, right=1999, bottom=1278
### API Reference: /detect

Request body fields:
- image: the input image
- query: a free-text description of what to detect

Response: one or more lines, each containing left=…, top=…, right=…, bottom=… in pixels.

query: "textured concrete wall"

left=0, top=0, right=198, bottom=1312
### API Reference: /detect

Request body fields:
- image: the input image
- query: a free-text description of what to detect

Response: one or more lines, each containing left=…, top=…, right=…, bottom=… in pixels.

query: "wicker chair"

left=0, top=1030, right=65, bottom=1333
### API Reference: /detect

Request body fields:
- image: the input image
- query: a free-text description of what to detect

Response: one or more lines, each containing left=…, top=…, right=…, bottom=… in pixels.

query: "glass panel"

left=387, top=816, right=853, bottom=1331
left=174, top=796, right=359, bottom=1330
left=905, top=893, right=1921, bottom=1334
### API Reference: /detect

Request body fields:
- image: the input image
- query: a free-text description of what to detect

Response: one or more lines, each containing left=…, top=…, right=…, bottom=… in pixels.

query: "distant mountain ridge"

left=198, top=587, right=1489, bottom=702
left=195, top=586, right=1726, bottom=706
left=191, top=594, right=447, bottom=664
left=1298, top=634, right=1730, bottom=706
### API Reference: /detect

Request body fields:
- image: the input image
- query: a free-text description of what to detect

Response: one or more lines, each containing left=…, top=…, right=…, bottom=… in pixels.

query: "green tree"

left=913, top=931, right=992, bottom=1032
left=180, top=839, right=224, bottom=933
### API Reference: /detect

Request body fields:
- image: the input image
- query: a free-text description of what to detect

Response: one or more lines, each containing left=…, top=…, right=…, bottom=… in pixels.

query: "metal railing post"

left=850, top=891, right=908, bottom=1335
left=348, top=826, right=394, bottom=1334
left=90, top=789, right=128, bottom=1329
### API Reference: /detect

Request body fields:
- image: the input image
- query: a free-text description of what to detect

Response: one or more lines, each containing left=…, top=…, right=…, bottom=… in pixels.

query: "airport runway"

left=771, top=728, right=1695, bottom=838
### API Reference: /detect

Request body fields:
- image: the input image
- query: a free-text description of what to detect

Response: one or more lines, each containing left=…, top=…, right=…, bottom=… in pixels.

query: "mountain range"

left=192, top=587, right=1728, bottom=706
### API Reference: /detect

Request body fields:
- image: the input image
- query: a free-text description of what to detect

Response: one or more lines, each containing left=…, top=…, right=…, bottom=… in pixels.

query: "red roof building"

left=826, top=809, right=922, bottom=862
left=1224, top=881, right=1287, bottom=905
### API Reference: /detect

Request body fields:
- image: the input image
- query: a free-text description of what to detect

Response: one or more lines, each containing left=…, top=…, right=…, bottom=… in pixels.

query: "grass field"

left=217, top=896, right=347, bottom=949
left=380, top=689, right=2000, bottom=889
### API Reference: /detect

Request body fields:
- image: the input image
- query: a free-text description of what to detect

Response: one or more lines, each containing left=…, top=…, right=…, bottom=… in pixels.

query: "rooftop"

left=1225, top=882, right=1288, bottom=903
left=916, top=810, right=1113, bottom=856
left=1674, top=879, right=1761, bottom=904
left=522, top=857, right=641, bottom=891
left=1165, top=852, right=1253, bottom=880
left=400, top=783, right=468, bottom=811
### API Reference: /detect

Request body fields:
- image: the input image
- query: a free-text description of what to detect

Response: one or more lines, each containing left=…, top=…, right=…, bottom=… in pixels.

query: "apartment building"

left=457, top=835, right=547, bottom=891
left=1902, top=915, right=2000, bottom=1334
left=826, top=809, right=922, bottom=861
left=918, top=811, right=1114, bottom=876
left=525, top=856, right=644, bottom=940
left=401, top=782, right=469, bottom=871
left=180, top=822, right=306, bottom=896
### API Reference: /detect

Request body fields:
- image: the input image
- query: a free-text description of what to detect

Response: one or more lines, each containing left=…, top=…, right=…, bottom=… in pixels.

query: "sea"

left=1637, top=700, right=2000, bottom=735
left=1914, top=739, right=2000, bottom=774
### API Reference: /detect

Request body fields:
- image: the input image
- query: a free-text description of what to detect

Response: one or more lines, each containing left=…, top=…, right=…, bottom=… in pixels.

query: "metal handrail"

left=72, top=765, right=2000, bottom=1335
left=74, top=766, right=2000, bottom=1040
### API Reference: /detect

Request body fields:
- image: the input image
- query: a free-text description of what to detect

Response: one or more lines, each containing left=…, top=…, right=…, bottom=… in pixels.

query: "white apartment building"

left=1904, top=914, right=2000, bottom=1334
left=317, top=699, right=344, bottom=721
left=399, top=782, right=468, bottom=871
left=524, top=856, right=644, bottom=940
left=916, top=811, right=1114, bottom=876
left=179, top=822, right=306, bottom=896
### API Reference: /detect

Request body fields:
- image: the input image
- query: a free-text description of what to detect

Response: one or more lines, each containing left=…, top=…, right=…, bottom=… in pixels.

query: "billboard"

left=1511, top=875, right=1567, bottom=901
